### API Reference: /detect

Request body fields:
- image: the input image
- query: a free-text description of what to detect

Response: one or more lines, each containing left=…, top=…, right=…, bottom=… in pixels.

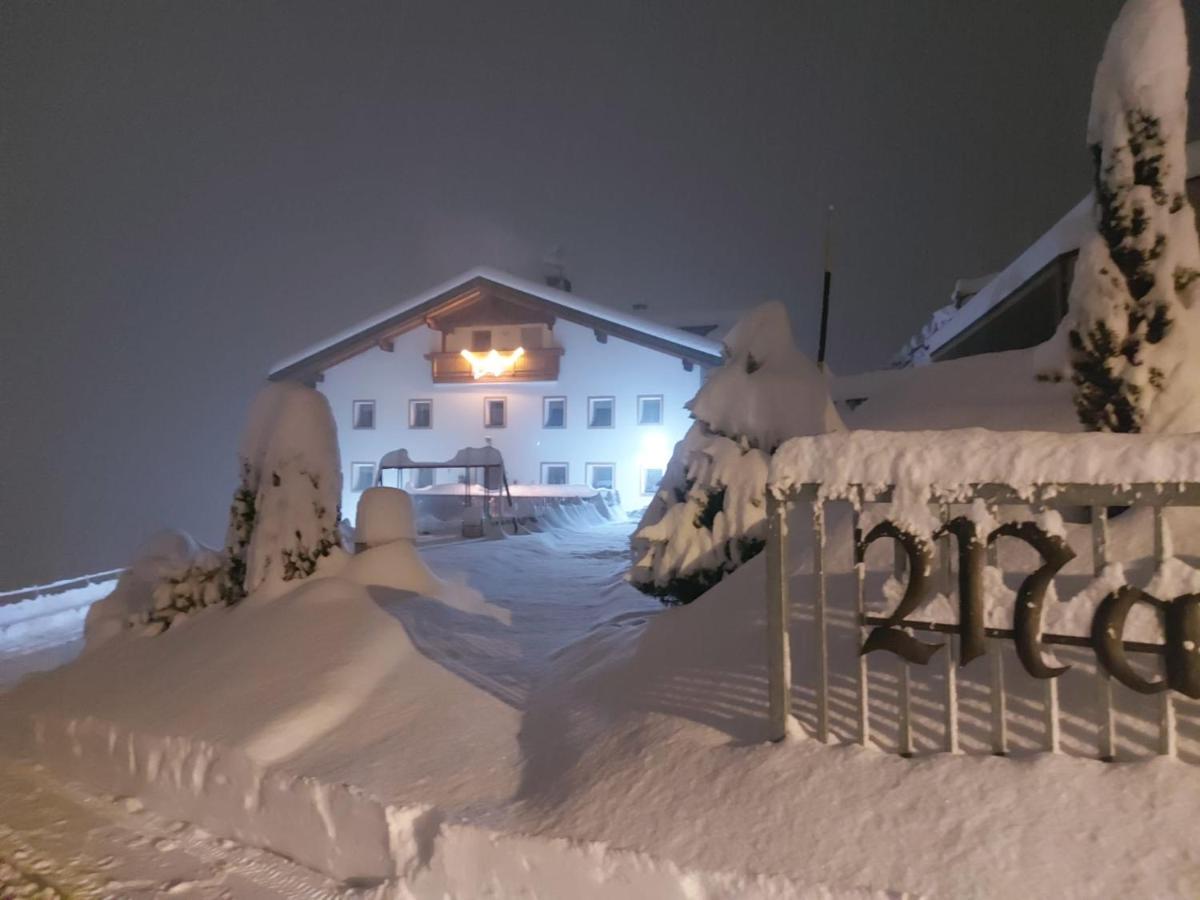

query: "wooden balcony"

left=426, top=347, right=564, bottom=384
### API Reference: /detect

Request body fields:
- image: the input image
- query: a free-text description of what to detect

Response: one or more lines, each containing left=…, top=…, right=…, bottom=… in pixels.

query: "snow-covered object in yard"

left=1056, top=0, right=1200, bottom=433
left=84, top=531, right=222, bottom=647
left=241, top=382, right=344, bottom=600
left=355, top=487, right=416, bottom=546
left=631, top=302, right=843, bottom=604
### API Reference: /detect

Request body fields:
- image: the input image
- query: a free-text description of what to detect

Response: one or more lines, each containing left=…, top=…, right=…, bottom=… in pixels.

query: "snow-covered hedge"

left=630, top=302, right=843, bottom=605
left=1056, top=0, right=1200, bottom=434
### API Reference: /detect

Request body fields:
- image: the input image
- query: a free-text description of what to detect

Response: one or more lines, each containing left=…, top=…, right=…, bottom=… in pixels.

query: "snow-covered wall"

left=319, top=318, right=702, bottom=521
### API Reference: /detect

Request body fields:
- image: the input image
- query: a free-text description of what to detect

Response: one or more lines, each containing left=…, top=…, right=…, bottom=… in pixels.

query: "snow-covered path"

left=405, top=521, right=655, bottom=709
left=0, top=756, right=349, bottom=898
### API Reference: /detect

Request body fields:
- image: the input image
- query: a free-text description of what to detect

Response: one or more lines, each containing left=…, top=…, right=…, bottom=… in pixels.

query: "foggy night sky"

left=4, top=1, right=1200, bottom=589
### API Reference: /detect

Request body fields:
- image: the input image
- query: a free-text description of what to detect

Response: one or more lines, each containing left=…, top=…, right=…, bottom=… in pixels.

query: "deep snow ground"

left=4, top=515, right=1200, bottom=898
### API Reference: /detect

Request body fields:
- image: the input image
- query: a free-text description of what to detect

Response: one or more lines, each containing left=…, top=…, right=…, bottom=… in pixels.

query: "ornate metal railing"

left=764, top=482, right=1200, bottom=760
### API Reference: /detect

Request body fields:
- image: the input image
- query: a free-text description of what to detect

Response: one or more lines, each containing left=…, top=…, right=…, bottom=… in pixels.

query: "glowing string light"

left=460, top=347, right=525, bottom=379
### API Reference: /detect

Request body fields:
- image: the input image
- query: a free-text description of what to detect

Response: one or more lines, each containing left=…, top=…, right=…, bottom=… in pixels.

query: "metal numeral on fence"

left=765, top=482, right=1197, bottom=761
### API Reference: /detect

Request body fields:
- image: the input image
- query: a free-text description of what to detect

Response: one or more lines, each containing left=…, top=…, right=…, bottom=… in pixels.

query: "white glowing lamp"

left=460, top=347, right=525, bottom=379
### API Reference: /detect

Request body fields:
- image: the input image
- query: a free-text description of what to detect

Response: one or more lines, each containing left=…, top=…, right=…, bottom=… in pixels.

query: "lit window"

left=586, top=463, right=614, bottom=490
left=541, top=462, right=569, bottom=485
left=471, top=330, right=492, bottom=352
left=637, top=395, right=663, bottom=425
left=642, top=467, right=664, bottom=495
left=414, top=468, right=434, bottom=489
left=588, top=396, right=614, bottom=428
left=409, top=399, right=432, bottom=429
left=352, top=400, right=375, bottom=430
left=543, top=396, right=566, bottom=428
left=484, top=397, right=507, bottom=428
left=351, top=462, right=376, bottom=492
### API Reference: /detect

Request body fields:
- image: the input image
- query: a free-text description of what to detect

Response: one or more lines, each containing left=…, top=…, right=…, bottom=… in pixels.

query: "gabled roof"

left=268, top=267, right=724, bottom=381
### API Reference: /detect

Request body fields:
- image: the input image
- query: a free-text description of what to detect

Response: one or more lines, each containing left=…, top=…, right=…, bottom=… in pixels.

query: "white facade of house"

left=314, top=297, right=705, bottom=522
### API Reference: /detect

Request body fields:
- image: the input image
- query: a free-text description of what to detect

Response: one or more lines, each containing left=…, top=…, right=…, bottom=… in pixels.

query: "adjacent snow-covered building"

left=269, top=268, right=722, bottom=521
left=894, top=141, right=1200, bottom=367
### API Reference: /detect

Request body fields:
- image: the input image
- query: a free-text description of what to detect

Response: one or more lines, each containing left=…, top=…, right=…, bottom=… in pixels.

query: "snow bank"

left=0, top=568, right=502, bottom=882
left=517, top=527, right=1200, bottom=898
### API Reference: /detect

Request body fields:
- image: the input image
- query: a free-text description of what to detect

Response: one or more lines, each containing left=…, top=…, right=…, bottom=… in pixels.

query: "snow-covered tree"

left=1063, top=0, right=1200, bottom=433
left=241, top=382, right=344, bottom=598
left=630, top=302, right=844, bottom=605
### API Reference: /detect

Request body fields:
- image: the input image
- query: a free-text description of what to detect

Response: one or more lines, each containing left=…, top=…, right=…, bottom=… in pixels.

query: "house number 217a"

left=857, top=516, right=1200, bottom=700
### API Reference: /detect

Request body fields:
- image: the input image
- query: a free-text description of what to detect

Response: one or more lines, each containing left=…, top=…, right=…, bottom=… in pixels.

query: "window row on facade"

left=351, top=395, right=665, bottom=430
left=348, top=461, right=664, bottom=495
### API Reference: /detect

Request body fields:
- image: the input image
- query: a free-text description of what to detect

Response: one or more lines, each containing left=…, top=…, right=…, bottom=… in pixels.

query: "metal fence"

left=764, top=482, right=1200, bottom=760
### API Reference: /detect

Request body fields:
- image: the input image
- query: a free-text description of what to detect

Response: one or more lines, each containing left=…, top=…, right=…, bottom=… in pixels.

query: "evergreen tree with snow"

left=630, top=302, right=843, bottom=605
left=1063, top=0, right=1200, bottom=433
left=241, top=382, right=344, bottom=598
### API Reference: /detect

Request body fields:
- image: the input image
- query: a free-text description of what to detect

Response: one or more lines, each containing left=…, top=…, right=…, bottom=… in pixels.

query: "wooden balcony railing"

left=425, top=347, right=564, bottom=384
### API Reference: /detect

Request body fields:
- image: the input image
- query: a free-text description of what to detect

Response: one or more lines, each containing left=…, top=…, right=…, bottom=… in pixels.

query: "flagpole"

left=817, top=204, right=834, bottom=370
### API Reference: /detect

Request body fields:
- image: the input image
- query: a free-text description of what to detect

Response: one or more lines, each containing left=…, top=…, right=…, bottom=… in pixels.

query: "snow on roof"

left=268, top=267, right=724, bottom=379
left=903, top=140, right=1200, bottom=363
left=923, top=195, right=1093, bottom=357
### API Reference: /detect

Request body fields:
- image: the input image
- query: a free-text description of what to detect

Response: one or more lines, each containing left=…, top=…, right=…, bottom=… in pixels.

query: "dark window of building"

left=543, top=396, right=566, bottom=428
left=541, top=462, right=568, bottom=485
left=588, top=396, right=614, bottom=428
left=409, top=399, right=432, bottom=428
left=352, top=400, right=375, bottom=430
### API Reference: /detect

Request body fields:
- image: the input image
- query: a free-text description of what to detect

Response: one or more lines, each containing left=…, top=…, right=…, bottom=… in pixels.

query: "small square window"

left=351, top=462, right=376, bottom=492
left=637, top=395, right=663, bottom=426
left=471, top=329, right=492, bottom=352
left=541, top=462, right=569, bottom=485
left=642, top=467, right=664, bottom=495
left=409, top=399, right=432, bottom=429
left=352, top=400, right=375, bottom=430
left=413, top=468, right=435, bottom=489
left=586, top=463, right=615, bottom=490
left=484, top=396, right=507, bottom=428
left=543, top=396, right=566, bottom=428
left=588, top=396, right=615, bottom=428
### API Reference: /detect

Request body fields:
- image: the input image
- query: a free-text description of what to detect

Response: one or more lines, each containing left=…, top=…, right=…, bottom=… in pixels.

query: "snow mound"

left=355, top=486, right=417, bottom=546
left=520, top=519, right=1200, bottom=898
left=84, top=530, right=220, bottom=648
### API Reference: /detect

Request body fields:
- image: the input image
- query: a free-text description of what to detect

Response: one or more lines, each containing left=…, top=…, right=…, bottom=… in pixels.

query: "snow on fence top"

left=769, top=428, right=1200, bottom=502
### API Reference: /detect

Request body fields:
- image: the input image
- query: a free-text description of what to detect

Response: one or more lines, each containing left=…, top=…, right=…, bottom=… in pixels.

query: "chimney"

left=543, top=245, right=572, bottom=292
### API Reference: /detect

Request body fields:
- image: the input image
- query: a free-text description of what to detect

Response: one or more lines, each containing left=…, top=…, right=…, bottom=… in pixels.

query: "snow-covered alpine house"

left=894, top=141, right=1200, bottom=367
left=268, top=268, right=722, bottom=523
